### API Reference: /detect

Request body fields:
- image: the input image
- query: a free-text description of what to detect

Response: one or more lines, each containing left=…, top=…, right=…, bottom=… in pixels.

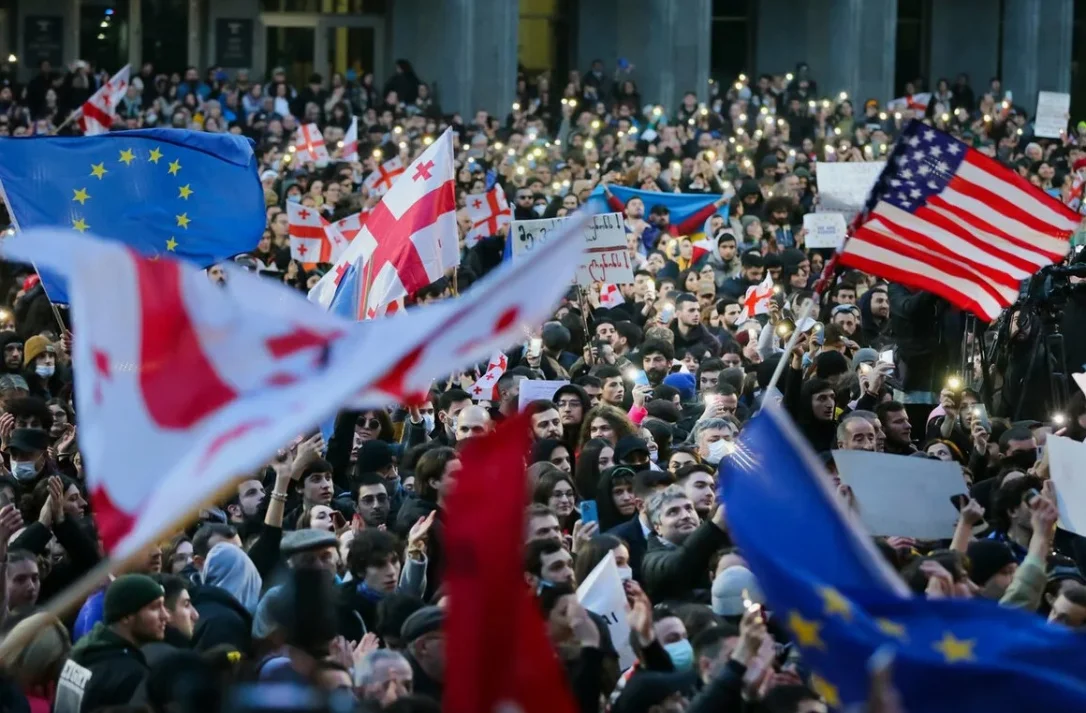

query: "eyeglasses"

left=359, top=418, right=382, bottom=429
left=516, top=194, right=533, bottom=201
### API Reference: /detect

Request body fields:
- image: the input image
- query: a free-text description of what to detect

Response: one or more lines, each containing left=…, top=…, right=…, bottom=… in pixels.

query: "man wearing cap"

left=6, top=426, right=53, bottom=486
left=614, top=436, right=651, bottom=469
left=54, top=574, right=168, bottom=713
left=400, top=605, right=444, bottom=701
left=0, top=332, right=23, bottom=374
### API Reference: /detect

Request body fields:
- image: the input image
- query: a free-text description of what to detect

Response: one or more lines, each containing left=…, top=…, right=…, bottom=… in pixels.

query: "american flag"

left=839, top=121, right=1080, bottom=321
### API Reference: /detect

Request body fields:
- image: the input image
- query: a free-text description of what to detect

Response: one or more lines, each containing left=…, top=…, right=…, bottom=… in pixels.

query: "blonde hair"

left=0, top=612, right=70, bottom=693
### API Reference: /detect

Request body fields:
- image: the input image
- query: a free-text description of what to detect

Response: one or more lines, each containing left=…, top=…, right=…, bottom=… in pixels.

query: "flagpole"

left=0, top=472, right=251, bottom=660
left=763, top=254, right=839, bottom=398
left=359, top=258, right=375, bottom=321
left=0, top=178, right=69, bottom=334
left=51, top=108, right=82, bottom=136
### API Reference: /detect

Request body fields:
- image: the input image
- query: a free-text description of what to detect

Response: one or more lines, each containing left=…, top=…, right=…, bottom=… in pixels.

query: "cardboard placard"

left=803, top=212, right=848, bottom=249
left=576, top=551, right=635, bottom=669
left=832, top=450, right=968, bottom=539
left=1048, top=435, right=1086, bottom=535
left=517, top=379, right=568, bottom=411
left=512, top=213, right=633, bottom=286
left=1035, top=91, right=1071, bottom=139
left=816, top=161, right=886, bottom=218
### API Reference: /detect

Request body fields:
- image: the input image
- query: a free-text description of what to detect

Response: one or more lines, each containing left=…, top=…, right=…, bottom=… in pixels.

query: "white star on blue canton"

left=910, top=188, right=922, bottom=198
left=928, top=180, right=939, bottom=190
left=947, top=143, right=962, bottom=155
left=936, top=161, right=950, bottom=174
left=912, top=149, right=926, bottom=161
left=918, top=165, right=932, bottom=175
left=930, top=145, right=943, bottom=158
left=908, top=136, right=921, bottom=147
left=890, top=178, right=902, bottom=187
left=896, top=155, right=908, bottom=167
left=901, top=169, right=914, bottom=180
left=923, top=130, right=935, bottom=141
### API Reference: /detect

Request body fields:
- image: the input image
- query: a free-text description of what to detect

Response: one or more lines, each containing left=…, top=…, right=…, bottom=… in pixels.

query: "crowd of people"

left=0, top=52, right=1084, bottom=713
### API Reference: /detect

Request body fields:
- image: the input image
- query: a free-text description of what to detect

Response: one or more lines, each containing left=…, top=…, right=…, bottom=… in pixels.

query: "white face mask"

left=704, top=439, right=731, bottom=465
left=35, top=364, right=54, bottom=378
left=422, top=414, right=436, bottom=433
left=532, top=204, right=546, bottom=216
left=648, top=450, right=659, bottom=463
left=616, top=565, right=634, bottom=581
left=10, top=459, right=37, bottom=481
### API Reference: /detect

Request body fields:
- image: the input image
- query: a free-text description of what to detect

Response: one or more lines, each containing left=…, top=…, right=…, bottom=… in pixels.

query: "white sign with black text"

left=512, top=212, right=633, bottom=286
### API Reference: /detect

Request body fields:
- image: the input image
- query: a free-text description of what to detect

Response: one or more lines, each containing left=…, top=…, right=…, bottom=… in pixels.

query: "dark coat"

left=606, top=516, right=649, bottom=581
left=190, top=584, right=253, bottom=653
left=640, top=521, right=731, bottom=603
left=55, top=624, right=148, bottom=713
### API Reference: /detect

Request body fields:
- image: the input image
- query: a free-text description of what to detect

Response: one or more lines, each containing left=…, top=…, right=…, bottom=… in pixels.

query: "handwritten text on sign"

left=512, top=212, right=634, bottom=286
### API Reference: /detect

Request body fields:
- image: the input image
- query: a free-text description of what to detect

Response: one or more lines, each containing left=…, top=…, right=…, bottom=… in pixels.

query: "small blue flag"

left=327, top=257, right=363, bottom=321
left=583, top=185, right=727, bottom=241
left=720, top=406, right=1086, bottom=711
left=484, top=168, right=498, bottom=191
left=0, top=129, right=266, bottom=303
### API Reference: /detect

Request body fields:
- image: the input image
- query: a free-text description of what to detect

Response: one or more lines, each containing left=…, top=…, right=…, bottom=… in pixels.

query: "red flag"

left=444, top=413, right=577, bottom=713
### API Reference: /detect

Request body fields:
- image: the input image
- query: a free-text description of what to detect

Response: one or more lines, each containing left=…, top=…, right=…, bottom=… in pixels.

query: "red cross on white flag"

left=287, top=201, right=351, bottom=263
left=79, top=64, right=131, bottom=136
left=463, top=187, right=512, bottom=246
left=308, top=128, right=461, bottom=317
left=335, top=211, right=367, bottom=242
left=293, top=123, right=331, bottom=165
left=341, top=116, right=359, bottom=162
left=3, top=212, right=588, bottom=556
left=738, top=274, right=776, bottom=322
left=362, top=156, right=407, bottom=198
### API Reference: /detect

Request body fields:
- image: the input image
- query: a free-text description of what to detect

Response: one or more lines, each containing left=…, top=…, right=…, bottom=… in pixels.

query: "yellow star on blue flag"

left=719, top=405, right=1086, bottom=712
left=0, top=130, right=266, bottom=303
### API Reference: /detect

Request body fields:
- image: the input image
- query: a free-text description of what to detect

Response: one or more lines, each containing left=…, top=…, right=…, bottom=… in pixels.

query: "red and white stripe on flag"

left=80, top=65, right=131, bottom=136
left=341, top=117, right=359, bottom=161
left=287, top=202, right=349, bottom=263
left=464, top=188, right=512, bottom=245
left=363, top=156, right=406, bottom=198
left=293, top=123, right=330, bottom=165
left=840, top=120, right=1079, bottom=321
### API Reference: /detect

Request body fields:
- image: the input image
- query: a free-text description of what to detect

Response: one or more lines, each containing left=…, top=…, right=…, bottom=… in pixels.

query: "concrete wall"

left=928, top=0, right=999, bottom=91
left=1002, top=0, right=1073, bottom=114
left=15, top=0, right=79, bottom=81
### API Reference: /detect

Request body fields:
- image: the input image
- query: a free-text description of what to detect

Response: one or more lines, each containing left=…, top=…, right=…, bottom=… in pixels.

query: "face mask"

left=705, top=439, right=731, bottom=465
left=422, top=414, right=436, bottom=433
left=1004, top=449, right=1037, bottom=470
left=533, top=204, right=546, bottom=216
left=648, top=450, right=659, bottom=463
left=35, top=364, right=54, bottom=378
left=287, top=194, right=302, bottom=203
left=11, top=459, right=37, bottom=482
left=616, top=565, right=634, bottom=582
left=663, top=639, right=694, bottom=672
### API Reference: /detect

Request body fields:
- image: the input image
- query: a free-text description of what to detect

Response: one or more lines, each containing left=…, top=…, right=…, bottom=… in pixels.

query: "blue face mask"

left=11, top=459, right=37, bottom=482
left=664, top=639, right=694, bottom=672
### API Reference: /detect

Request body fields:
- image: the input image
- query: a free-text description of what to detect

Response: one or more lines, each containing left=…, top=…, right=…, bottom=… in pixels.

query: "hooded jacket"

left=54, top=624, right=148, bottom=713
left=783, top=367, right=838, bottom=453
left=190, top=543, right=261, bottom=653
left=858, top=289, right=891, bottom=348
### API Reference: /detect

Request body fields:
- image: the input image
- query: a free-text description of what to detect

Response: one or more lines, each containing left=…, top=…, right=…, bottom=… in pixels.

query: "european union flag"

left=0, top=129, right=266, bottom=303
left=721, top=405, right=1086, bottom=711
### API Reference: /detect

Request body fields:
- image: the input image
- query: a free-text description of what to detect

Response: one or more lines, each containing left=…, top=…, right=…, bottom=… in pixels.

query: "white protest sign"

left=832, top=450, right=968, bottom=539
left=1047, top=435, right=1086, bottom=535
left=816, top=161, right=885, bottom=217
left=802, top=212, right=848, bottom=249
left=512, top=212, right=633, bottom=286
left=518, top=379, right=568, bottom=411
left=1073, top=372, right=1086, bottom=398
left=576, top=551, right=635, bottom=669
left=1035, top=91, right=1071, bottom=139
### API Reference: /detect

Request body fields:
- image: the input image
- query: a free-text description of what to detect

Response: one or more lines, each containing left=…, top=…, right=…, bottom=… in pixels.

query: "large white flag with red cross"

left=2, top=213, right=590, bottom=557
left=308, top=128, right=460, bottom=317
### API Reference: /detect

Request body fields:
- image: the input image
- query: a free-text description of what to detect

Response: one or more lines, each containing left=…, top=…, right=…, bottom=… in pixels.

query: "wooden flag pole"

left=0, top=472, right=252, bottom=660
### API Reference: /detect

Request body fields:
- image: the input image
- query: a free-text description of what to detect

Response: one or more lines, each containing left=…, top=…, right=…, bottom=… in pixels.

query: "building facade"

left=1, top=0, right=1082, bottom=119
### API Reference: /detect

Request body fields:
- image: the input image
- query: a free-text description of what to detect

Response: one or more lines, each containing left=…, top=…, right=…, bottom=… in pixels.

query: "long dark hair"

left=574, top=438, right=611, bottom=501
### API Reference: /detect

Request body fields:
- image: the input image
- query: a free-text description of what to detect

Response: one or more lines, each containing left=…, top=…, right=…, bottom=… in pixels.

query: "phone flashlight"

left=1053, top=413, right=1067, bottom=427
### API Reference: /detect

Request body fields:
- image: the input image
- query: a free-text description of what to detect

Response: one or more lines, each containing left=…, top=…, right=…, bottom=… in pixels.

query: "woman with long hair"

left=532, top=469, right=580, bottom=533
left=578, top=404, right=637, bottom=449
left=573, top=438, right=614, bottom=500
left=0, top=612, right=70, bottom=713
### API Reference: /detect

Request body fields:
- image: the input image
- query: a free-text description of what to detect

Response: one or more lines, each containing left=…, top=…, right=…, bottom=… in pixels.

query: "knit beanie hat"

left=23, top=336, right=54, bottom=367
left=104, top=574, right=165, bottom=623
left=967, top=540, right=1017, bottom=586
